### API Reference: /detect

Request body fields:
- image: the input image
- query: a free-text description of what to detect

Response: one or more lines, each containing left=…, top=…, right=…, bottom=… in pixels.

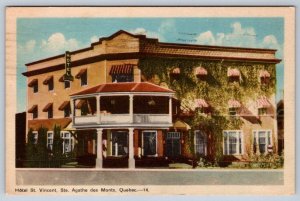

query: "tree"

left=25, top=128, right=37, bottom=167
left=36, top=126, right=48, bottom=167
left=52, top=125, right=64, bottom=167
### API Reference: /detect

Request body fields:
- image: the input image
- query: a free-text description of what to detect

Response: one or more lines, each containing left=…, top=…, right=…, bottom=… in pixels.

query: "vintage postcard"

left=6, top=7, right=295, bottom=195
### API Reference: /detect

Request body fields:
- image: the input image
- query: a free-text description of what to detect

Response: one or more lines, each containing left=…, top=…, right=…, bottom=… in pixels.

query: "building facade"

left=23, top=30, right=281, bottom=168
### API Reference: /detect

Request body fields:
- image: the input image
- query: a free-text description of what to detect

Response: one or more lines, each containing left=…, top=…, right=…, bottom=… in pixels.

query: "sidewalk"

left=16, top=169, right=283, bottom=185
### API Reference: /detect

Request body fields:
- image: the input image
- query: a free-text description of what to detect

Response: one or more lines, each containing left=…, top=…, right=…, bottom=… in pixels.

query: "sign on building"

left=63, top=51, right=74, bottom=81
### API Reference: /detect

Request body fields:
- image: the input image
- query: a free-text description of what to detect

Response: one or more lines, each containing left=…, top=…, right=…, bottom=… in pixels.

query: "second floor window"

left=28, top=79, right=38, bottom=93
left=75, top=69, right=87, bottom=86
left=81, top=71, right=87, bottom=86
left=109, top=64, right=134, bottom=83
left=43, top=103, right=53, bottom=119
left=43, top=76, right=54, bottom=91
left=64, top=80, right=70, bottom=89
left=64, top=106, right=71, bottom=117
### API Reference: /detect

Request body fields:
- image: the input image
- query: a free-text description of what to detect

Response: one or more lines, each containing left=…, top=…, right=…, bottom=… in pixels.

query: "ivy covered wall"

left=139, top=57, right=276, bottom=161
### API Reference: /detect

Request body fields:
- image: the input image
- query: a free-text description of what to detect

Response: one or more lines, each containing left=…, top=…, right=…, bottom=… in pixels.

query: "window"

left=81, top=70, right=87, bottom=86
left=223, top=130, right=243, bottom=155
left=64, top=80, right=70, bottom=89
left=229, top=107, right=238, bottom=116
left=142, top=131, right=157, bottom=156
left=33, top=109, right=38, bottom=119
left=32, top=131, right=38, bottom=144
left=253, top=130, right=272, bottom=154
left=48, top=108, right=53, bottom=119
left=61, top=131, right=74, bottom=153
left=64, top=106, right=71, bottom=117
left=258, top=108, right=267, bottom=115
left=194, top=130, right=207, bottom=155
left=48, top=78, right=54, bottom=91
left=110, top=131, right=128, bottom=156
left=47, top=131, right=54, bottom=150
left=112, top=74, right=133, bottom=83
left=33, top=83, right=38, bottom=93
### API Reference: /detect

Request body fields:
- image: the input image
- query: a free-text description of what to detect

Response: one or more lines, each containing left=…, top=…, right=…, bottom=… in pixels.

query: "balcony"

left=70, top=82, right=175, bottom=128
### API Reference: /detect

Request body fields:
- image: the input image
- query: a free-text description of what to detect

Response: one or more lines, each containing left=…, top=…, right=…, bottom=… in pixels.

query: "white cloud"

left=195, top=31, right=216, bottom=45
left=129, top=28, right=165, bottom=41
left=194, top=22, right=282, bottom=59
left=41, top=32, right=80, bottom=53
left=25, top=40, right=36, bottom=52
left=195, top=22, right=258, bottom=47
left=90, top=35, right=99, bottom=43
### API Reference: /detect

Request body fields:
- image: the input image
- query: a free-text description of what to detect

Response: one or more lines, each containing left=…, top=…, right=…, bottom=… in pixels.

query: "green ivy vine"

left=139, top=57, right=276, bottom=161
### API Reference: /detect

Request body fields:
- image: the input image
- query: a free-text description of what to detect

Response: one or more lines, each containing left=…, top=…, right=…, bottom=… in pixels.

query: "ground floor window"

left=253, top=130, right=272, bottom=154
left=32, top=131, right=38, bottom=144
left=142, top=131, right=157, bottom=156
left=110, top=131, right=128, bottom=157
left=61, top=131, right=74, bottom=153
left=47, top=131, right=54, bottom=150
left=166, top=132, right=181, bottom=157
left=194, top=130, right=207, bottom=155
left=223, top=130, right=243, bottom=155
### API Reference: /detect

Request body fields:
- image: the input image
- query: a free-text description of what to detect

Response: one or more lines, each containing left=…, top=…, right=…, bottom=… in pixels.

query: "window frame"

left=229, top=107, right=238, bottom=116
left=194, top=130, right=207, bottom=156
left=110, top=131, right=129, bottom=157
left=64, top=80, right=70, bottom=89
left=60, top=131, right=74, bottom=154
left=223, top=130, right=244, bottom=155
left=112, top=74, right=133, bottom=83
left=32, top=131, right=38, bottom=144
left=48, top=78, right=54, bottom=91
left=142, top=130, right=158, bottom=157
left=80, top=70, right=87, bottom=86
left=47, top=106, right=53, bottom=119
left=47, top=131, right=54, bottom=150
left=252, top=130, right=272, bottom=154
left=33, top=83, right=38, bottom=93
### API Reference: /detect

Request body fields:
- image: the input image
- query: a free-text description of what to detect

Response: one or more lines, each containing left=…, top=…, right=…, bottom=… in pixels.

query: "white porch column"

left=129, top=94, right=134, bottom=123
left=96, top=95, right=101, bottom=124
left=169, top=96, right=172, bottom=123
left=128, top=128, right=135, bottom=169
left=96, top=128, right=103, bottom=169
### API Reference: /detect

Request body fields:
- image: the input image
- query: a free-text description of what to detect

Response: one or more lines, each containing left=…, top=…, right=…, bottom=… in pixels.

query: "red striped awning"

left=28, top=105, right=37, bottom=113
left=228, top=99, right=241, bottom=108
left=43, top=76, right=53, bottom=85
left=194, top=99, right=209, bottom=108
left=194, top=67, right=207, bottom=76
left=58, top=101, right=70, bottom=110
left=259, top=70, right=270, bottom=78
left=227, top=68, right=240, bottom=77
left=109, top=64, right=134, bottom=75
left=75, top=68, right=87, bottom=79
left=43, top=103, right=53, bottom=112
left=28, top=79, right=38, bottom=87
left=171, top=67, right=180, bottom=74
left=257, top=97, right=271, bottom=108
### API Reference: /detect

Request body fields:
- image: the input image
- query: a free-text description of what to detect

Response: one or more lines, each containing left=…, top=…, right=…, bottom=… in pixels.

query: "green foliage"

left=139, top=58, right=276, bottom=162
left=52, top=125, right=63, bottom=159
left=248, top=153, right=284, bottom=169
left=25, top=128, right=38, bottom=167
left=36, top=126, right=49, bottom=167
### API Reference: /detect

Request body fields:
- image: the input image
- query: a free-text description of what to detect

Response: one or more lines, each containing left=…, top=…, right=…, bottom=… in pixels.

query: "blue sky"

left=17, top=18, right=284, bottom=112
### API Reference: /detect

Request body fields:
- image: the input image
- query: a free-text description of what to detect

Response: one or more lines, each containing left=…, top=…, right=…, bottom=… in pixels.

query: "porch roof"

left=71, top=82, right=174, bottom=96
